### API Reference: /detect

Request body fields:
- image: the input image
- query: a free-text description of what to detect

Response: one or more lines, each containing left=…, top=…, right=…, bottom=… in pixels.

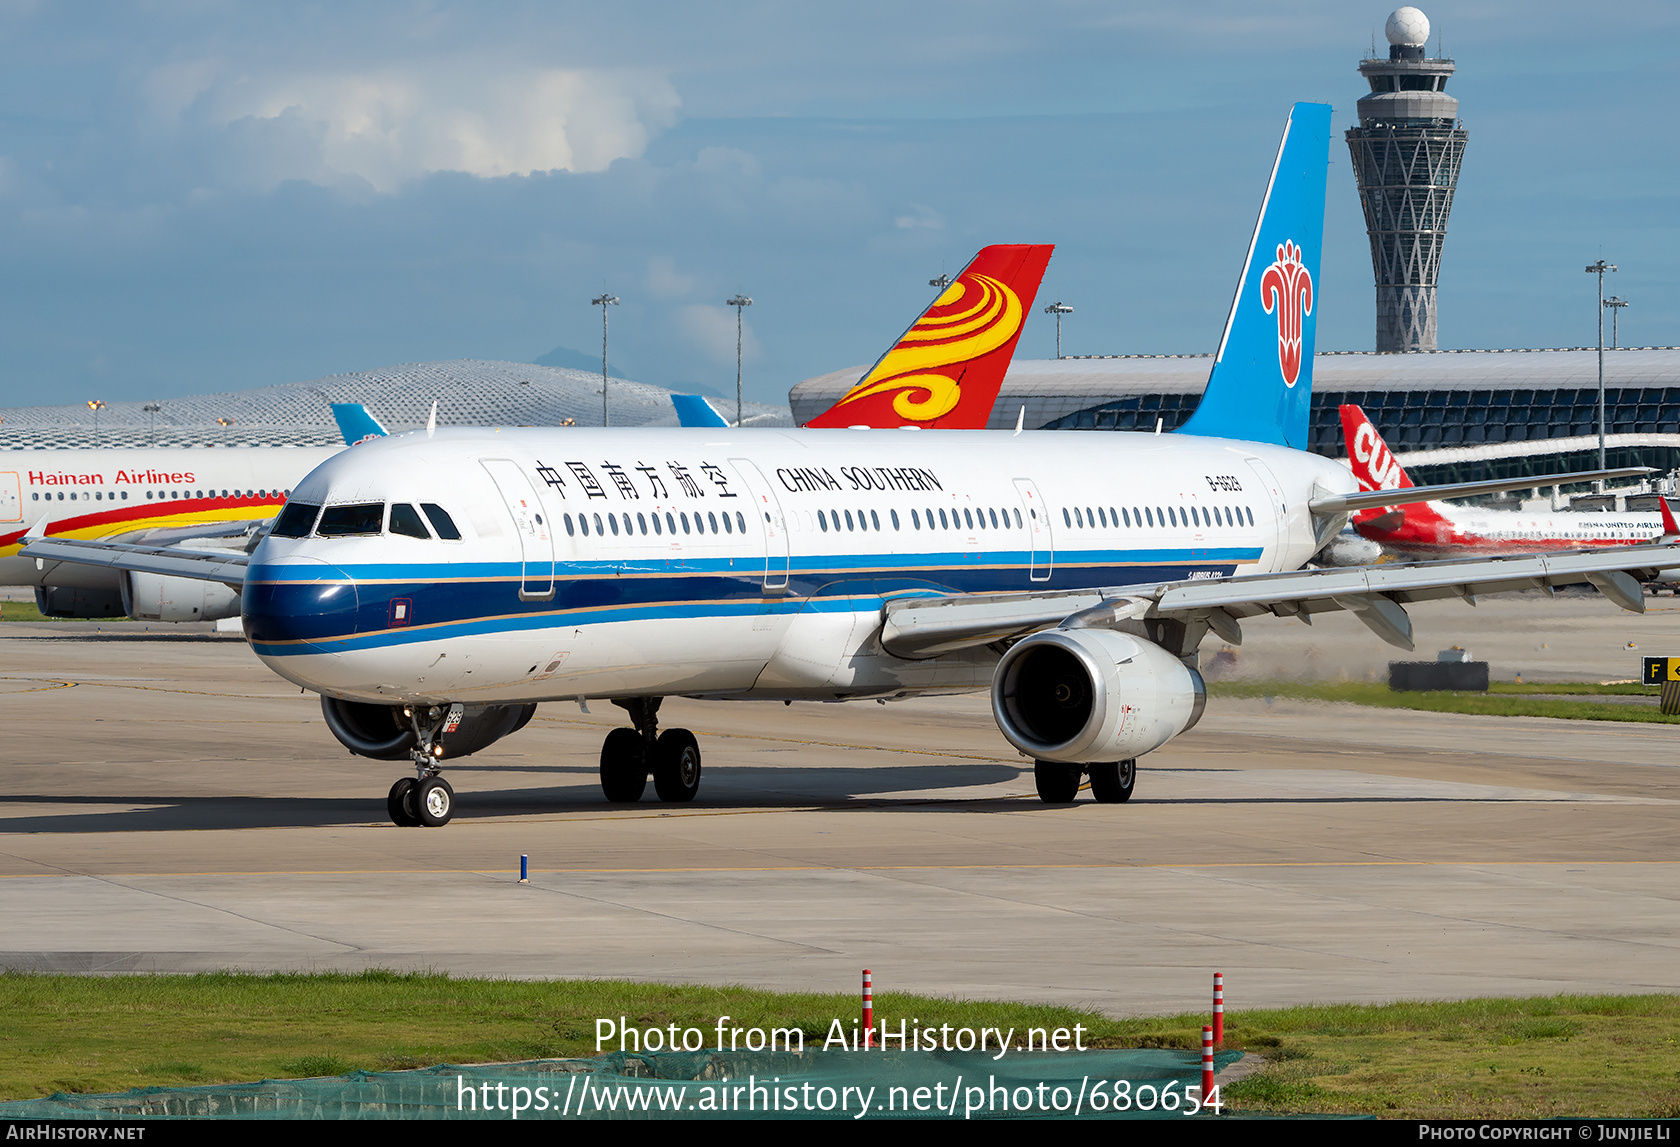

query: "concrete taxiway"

left=2, top=592, right=1678, bottom=1015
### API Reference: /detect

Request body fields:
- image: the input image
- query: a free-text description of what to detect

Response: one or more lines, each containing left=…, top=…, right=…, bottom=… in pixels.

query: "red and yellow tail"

left=804, top=244, right=1054, bottom=429
left=1340, top=403, right=1415, bottom=492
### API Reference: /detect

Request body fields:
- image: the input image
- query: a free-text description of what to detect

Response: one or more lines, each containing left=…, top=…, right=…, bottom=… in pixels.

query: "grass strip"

left=1210, top=678, right=1680, bottom=723
left=0, top=972, right=1674, bottom=1117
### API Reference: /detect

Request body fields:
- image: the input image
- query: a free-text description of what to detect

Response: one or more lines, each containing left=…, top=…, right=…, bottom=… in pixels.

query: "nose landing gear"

left=386, top=703, right=460, bottom=827
left=600, top=697, right=702, bottom=804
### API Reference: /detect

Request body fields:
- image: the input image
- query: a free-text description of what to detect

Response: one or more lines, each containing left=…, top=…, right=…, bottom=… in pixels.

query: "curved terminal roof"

left=790, top=348, right=1680, bottom=431
left=2, top=359, right=792, bottom=450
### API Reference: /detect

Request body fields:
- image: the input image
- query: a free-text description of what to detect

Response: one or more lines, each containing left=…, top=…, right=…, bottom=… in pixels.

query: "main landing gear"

left=387, top=703, right=459, bottom=827
left=1033, top=759, right=1136, bottom=804
left=600, top=697, right=702, bottom=804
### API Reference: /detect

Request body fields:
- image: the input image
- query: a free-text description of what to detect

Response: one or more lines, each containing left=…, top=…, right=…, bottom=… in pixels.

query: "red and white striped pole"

left=1201, top=1025, right=1215, bottom=1099
left=862, top=969, right=874, bottom=1050
left=1212, top=972, right=1224, bottom=1046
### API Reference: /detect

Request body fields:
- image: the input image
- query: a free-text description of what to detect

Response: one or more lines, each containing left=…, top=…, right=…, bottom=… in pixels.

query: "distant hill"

left=534, top=346, right=629, bottom=377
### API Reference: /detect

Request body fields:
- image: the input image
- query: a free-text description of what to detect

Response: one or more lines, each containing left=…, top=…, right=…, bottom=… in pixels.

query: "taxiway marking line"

left=2, top=860, right=1675, bottom=879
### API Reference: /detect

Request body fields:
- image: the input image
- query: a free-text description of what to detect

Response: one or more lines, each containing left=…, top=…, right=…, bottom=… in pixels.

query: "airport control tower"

left=1347, top=7, right=1468, bottom=352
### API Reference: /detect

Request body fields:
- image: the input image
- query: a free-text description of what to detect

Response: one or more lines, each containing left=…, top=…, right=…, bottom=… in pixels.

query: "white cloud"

left=676, top=303, right=759, bottom=366
left=645, top=255, right=698, bottom=300
left=174, top=64, right=680, bottom=193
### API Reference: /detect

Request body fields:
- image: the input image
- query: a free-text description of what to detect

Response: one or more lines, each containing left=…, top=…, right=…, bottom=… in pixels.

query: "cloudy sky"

left=0, top=1, right=1673, bottom=409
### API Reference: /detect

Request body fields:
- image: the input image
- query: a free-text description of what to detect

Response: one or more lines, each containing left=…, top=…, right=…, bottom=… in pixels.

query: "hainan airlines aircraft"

left=29, top=104, right=1680, bottom=830
left=1, top=447, right=338, bottom=620
left=1341, top=403, right=1670, bottom=555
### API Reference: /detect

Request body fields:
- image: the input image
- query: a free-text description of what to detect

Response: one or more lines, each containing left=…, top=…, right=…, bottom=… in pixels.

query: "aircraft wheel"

left=652, top=729, right=702, bottom=803
left=387, top=777, right=420, bottom=827
left=1089, top=759, right=1136, bottom=803
left=600, top=727, right=648, bottom=803
left=415, top=776, right=454, bottom=827
left=1033, top=760, right=1082, bottom=804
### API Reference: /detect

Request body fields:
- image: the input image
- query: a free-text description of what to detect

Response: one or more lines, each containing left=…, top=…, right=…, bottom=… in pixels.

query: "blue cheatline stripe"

left=245, top=550, right=1261, bottom=657
left=247, top=546, right=1263, bottom=584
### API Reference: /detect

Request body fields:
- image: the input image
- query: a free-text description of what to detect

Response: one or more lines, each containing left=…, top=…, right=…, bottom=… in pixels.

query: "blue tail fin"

left=670, top=394, right=731, bottom=428
left=330, top=403, right=389, bottom=445
left=1177, top=102, right=1331, bottom=449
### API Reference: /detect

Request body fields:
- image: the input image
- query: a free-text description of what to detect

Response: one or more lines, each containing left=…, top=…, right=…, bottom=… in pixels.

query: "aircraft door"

left=1243, top=457, right=1287, bottom=571
left=0, top=472, right=19, bottom=524
left=1012, top=478, right=1053, bottom=582
left=729, top=458, right=791, bottom=591
left=481, top=459, right=556, bottom=600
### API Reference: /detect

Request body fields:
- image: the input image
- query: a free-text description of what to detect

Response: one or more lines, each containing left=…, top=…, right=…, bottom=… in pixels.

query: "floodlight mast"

left=1044, top=301, right=1074, bottom=359
left=592, top=293, right=619, bottom=427
left=142, top=403, right=161, bottom=446
left=727, top=294, right=752, bottom=427
left=1604, top=296, right=1629, bottom=350
left=1585, top=260, right=1617, bottom=471
left=85, top=399, right=104, bottom=442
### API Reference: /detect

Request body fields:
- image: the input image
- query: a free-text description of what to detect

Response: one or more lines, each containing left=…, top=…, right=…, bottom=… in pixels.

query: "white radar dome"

left=1385, top=7, right=1430, bottom=47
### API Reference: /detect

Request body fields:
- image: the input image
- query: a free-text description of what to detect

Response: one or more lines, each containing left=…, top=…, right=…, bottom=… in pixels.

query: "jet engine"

left=34, top=585, right=126, bottom=618
left=320, top=698, right=537, bottom=761
left=990, top=628, right=1206, bottom=763
left=121, top=571, right=243, bottom=623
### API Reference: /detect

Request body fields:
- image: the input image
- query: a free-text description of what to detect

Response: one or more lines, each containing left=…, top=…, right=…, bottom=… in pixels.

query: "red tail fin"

left=1660, top=497, right=1680, bottom=541
left=804, top=244, right=1054, bottom=429
left=1340, top=403, right=1414, bottom=492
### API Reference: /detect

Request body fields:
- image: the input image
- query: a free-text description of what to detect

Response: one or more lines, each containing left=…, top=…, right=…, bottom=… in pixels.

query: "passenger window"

left=317, top=503, right=385, bottom=536
left=891, top=509, right=900, bottom=530
left=681, top=512, right=691, bottom=534
left=666, top=513, right=676, bottom=534
left=964, top=508, right=974, bottom=529
left=723, top=512, right=733, bottom=535
left=421, top=504, right=462, bottom=541
left=609, top=515, right=620, bottom=536
left=272, top=502, right=321, bottom=538
left=564, top=513, right=575, bottom=536
left=1063, top=508, right=1072, bottom=527
left=844, top=510, right=854, bottom=531
left=871, top=510, right=880, bottom=531
left=819, top=510, right=828, bottom=532
left=939, top=509, right=949, bottom=529
left=735, top=512, right=746, bottom=533
left=389, top=503, right=431, bottom=539
left=708, top=512, right=719, bottom=533
left=637, top=512, right=648, bottom=535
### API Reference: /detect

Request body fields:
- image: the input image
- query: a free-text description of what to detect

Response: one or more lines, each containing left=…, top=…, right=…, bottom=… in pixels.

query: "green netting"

left=0, top=1049, right=1245, bottom=1120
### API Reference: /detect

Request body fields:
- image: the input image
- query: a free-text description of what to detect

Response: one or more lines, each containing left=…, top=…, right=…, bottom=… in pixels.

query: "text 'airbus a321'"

left=29, top=103, right=1680, bottom=827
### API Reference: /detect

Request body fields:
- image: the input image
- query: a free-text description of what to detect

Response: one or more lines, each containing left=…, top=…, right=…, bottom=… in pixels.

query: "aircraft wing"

left=19, top=535, right=250, bottom=588
left=881, top=544, right=1680, bottom=658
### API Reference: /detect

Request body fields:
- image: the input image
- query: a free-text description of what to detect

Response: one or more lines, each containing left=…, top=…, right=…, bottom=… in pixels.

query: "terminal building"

left=791, top=348, right=1680, bottom=491
left=0, top=359, right=793, bottom=450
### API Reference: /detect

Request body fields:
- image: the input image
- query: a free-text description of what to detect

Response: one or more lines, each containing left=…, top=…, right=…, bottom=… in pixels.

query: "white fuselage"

left=243, top=428, right=1350, bottom=705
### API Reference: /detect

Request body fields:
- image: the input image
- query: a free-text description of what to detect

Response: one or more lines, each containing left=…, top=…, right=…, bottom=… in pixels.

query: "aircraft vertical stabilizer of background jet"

left=670, top=395, right=731, bottom=428
left=803, top=243, right=1054, bottom=430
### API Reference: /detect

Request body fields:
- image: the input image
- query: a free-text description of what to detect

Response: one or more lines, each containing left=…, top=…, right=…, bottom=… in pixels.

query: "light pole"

left=727, top=294, right=752, bottom=428
left=929, top=273, right=953, bottom=291
left=86, top=399, right=104, bottom=441
left=1604, top=296, right=1629, bottom=349
left=1044, top=302, right=1074, bottom=359
left=591, top=294, right=618, bottom=427
left=1585, top=260, right=1617, bottom=471
left=142, top=403, right=161, bottom=446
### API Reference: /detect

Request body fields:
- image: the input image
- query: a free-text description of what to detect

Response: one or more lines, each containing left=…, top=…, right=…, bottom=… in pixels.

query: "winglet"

left=804, top=244, right=1054, bottom=429
left=330, top=403, right=389, bottom=445
left=426, top=400, right=437, bottom=439
left=671, top=394, right=731, bottom=428
left=21, top=514, right=49, bottom=543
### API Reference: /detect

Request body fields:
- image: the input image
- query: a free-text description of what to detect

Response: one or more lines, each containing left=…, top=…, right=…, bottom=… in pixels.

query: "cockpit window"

left=316, top=503, right=385, bottom=536
left=421, top=503, right=461, bottom=541
left=389, top=503, right=431, bottom=539
left=272, top=502, right=321, bottom=539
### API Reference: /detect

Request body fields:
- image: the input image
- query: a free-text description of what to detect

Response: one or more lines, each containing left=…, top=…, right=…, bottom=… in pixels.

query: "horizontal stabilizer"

left=1309, top=467, right=1653, bottom=516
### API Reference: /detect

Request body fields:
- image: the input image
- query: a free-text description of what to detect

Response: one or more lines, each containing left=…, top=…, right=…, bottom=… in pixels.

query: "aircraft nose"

left=242, top=556, right=360, bottom=652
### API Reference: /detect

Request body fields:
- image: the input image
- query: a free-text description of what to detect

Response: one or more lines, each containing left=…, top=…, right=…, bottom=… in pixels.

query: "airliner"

left=1342, top=403, right=1671, bottom=555
left=28, top=104, right=1679, bottom=830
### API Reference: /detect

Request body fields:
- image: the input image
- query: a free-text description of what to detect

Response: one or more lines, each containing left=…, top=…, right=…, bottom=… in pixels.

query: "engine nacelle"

left=320, top=698, right=537, bottom=761
left=34, top=585, right=126, bottom=618
left=121, top=571, right=242, bottom=623
left=991, top=628, right=1206, bottom=764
